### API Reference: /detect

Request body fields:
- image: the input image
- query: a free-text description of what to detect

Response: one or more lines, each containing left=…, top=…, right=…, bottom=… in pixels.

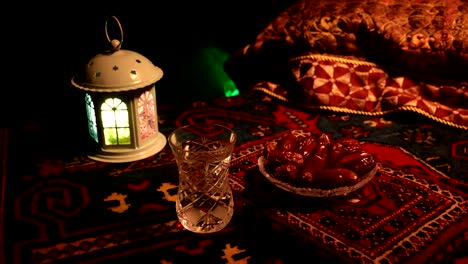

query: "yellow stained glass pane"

left=100, top=97, right=131, bottom=146
left=101, top=110, right=116, bottom=127
left=115, top=100, right=127, bottom=110
left=101, top=99, right=114, bottom=110
left=115, top=109, right=129, bottom=127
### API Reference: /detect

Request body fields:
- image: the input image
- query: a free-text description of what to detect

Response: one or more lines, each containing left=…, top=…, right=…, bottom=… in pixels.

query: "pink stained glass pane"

left=138, top=91, right=157, bottom=141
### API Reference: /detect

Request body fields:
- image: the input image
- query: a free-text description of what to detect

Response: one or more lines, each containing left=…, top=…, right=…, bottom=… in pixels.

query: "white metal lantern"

left=71, top=16, right=166, bottom=163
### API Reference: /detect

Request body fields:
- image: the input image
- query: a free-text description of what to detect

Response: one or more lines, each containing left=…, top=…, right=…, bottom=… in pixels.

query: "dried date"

left=311, top=168, right=360, bottom=189
left=297, top=135, right=318, bottom=158
left=263, top=130, right=377, bottom=190
left=338, top=151, right=376, bottom=175
left=277, top=133, right=300, bottom=151
left=327, top=138, right=362, bottom=168
left=267, top=150, right=304, bottom=167
left=274, top=163, right=299, bottom=183
left=298, top=133, right=330, bottom=182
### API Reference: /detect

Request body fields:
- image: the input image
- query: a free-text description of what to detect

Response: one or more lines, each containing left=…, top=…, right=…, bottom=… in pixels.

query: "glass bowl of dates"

left=258, top=129, right=379, bottom=197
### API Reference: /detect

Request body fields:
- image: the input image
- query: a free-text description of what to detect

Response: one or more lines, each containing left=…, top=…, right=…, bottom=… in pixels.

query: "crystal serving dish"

left=258, top=156, right=378, bottom=197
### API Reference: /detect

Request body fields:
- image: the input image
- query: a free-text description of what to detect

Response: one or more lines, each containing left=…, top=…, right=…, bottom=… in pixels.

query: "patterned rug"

left=1, top=92, right=467, bottom=263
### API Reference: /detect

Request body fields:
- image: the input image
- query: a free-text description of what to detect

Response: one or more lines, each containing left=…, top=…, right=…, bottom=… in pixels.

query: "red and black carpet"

left=1, top=92, right=467, bottom=263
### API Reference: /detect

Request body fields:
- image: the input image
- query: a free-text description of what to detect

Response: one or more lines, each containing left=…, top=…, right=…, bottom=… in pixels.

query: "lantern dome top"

left=71, top=16, right=163, bottom=92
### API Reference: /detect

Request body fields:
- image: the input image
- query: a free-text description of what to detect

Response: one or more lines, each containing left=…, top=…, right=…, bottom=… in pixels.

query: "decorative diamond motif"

left=282, top=55, right=468, bottom=130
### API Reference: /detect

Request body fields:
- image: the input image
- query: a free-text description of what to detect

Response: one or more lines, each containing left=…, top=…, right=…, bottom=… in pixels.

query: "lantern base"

left=88, top=132, right=167, bottom=163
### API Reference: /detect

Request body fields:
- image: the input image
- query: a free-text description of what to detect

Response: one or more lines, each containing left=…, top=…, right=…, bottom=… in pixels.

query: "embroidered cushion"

left=224, top=0, right=468, bottom=129
left=231, top=0, right=468, bottom=81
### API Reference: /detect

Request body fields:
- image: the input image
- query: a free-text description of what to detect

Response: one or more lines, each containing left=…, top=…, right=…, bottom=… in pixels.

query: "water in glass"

left=169, top=124, right=236, bottom=233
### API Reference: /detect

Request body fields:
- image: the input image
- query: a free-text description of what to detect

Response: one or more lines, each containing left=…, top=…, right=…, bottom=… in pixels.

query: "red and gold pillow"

left=225, top=0, right=468, bottom=130
left=239, top=0, right=468, bottom=80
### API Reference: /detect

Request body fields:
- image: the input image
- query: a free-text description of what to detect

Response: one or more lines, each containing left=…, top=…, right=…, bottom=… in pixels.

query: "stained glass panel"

left=85, top=94, right=98, bottom=143
left=101, top=97, right=131, bottom=145
left=138, top=91, right=156, bottom=141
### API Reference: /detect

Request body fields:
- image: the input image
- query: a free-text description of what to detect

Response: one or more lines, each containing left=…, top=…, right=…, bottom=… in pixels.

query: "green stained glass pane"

left=85, top=94, right=99, bottom=143
left=117, top=128, right=131, bottom=144
left=104, top=127, right=118, bottom=145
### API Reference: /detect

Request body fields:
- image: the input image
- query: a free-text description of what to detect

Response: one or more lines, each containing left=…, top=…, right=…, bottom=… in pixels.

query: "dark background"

left=5, top=1, right=294, bottom=127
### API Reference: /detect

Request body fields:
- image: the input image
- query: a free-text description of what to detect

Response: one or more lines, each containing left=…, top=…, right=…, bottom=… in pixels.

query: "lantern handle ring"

left=105, top=16, right=124, bottom=51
